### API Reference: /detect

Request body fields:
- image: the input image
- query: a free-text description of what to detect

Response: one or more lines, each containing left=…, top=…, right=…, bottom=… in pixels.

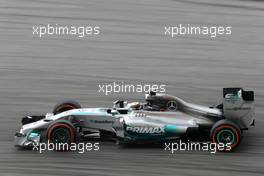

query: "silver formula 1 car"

left=14, top=88, right=255, bottom=151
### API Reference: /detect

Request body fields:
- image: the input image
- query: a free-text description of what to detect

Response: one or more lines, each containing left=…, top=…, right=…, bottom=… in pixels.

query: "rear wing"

left=223, top=88, right=254, bottom=102
left=223, top=88, right=254, bottom=128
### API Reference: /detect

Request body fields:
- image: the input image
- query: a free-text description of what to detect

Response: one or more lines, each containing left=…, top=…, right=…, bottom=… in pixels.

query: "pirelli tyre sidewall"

left=53, top=100, right=81, bottom=115
left=210, top=119, right=241, bottom=151
left=47, top=120, right=76, bottom=147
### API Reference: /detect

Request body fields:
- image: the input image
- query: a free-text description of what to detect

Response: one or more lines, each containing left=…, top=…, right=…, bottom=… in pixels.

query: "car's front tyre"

left=53, top=100, right=81, bottom=115
left=47, top=121, right=76, bottom=150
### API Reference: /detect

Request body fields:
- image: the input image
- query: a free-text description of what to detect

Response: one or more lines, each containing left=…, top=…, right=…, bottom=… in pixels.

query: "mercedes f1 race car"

left=14, top=88, right=255, bottom=151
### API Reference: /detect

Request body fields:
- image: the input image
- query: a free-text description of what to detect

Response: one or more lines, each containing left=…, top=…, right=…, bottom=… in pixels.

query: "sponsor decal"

left=225, top=107, right=251, bottom=111
left=126, top=126, right=165, bottom=134
left=225, top=90, right=242, bottom=102
left=90, top=120, right=114, bottom=124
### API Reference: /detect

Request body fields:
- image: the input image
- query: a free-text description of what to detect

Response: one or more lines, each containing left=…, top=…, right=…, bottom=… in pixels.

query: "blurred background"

left=0, top=0, right=263, bottom=175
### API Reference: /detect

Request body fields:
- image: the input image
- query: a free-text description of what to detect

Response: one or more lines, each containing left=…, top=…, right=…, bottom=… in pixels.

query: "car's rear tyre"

left=47, top=121, right=76, bottom=151
left=210, top=119, right=241, bottom=151
left=53, top=100, right=81, bottom=115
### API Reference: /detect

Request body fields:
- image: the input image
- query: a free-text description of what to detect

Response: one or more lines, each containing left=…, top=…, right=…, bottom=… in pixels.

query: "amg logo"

left=126, top=126, right=165, bottom=134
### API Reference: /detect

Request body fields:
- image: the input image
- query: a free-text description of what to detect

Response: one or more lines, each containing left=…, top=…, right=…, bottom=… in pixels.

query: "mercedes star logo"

left=167, top=101, right=177, bottom=111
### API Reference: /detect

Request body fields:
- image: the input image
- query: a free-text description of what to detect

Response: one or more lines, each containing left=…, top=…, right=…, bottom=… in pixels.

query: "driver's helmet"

left=127, top=102, right=141, bottom=110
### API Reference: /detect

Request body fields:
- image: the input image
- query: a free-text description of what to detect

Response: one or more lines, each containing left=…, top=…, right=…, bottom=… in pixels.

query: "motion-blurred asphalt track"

left=0, top=0, right=264, bottom=175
